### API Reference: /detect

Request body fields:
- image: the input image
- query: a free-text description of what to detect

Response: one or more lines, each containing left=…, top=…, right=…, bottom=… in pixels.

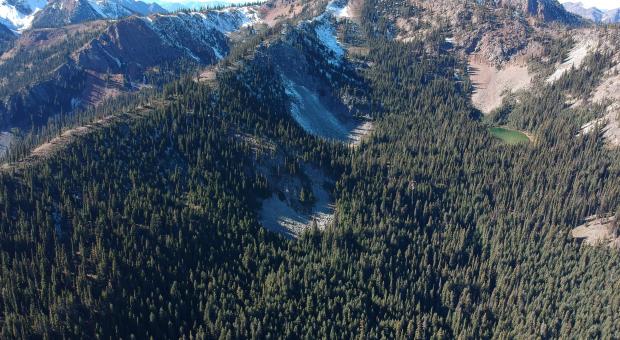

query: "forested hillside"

left=0, top=0, right=619, bottom=338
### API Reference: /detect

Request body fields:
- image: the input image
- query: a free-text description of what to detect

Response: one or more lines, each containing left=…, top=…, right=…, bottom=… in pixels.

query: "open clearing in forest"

left=488, top=127, right=531, bottom=145
left=572, top=215, right=620, bottom=248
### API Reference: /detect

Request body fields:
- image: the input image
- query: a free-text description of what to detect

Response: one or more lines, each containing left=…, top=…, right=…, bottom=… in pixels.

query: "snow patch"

left=87, top=0, right=105, bottom=17
left=144, top=7, right=259, bottom=61
left=0, top=0, right=46, bottom=31
left=236, top=6, right=261, bottom=27
left=304, top=1, right=346, bottom=65
left=326, top=0, right=351, bottom=19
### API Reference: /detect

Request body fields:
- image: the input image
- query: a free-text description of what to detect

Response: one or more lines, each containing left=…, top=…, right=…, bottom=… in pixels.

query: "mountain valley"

left=0, top=0, right=620, bottom=338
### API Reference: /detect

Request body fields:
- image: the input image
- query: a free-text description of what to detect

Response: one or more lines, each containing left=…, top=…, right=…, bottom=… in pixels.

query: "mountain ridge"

left=0, top=5, right=260, bottom=143
left=0, top=0, right=166, bottom=30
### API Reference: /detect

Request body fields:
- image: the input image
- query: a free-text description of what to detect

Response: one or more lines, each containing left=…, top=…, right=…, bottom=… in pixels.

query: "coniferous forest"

left=1, top=0, right=620, bottom=338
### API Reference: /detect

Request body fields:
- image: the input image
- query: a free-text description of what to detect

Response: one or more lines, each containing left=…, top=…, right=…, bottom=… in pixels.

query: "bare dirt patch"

left=468, top=54, right=532, bottom=115
left=198, top=68, right=218, bottom=87
left=572, top=215, right=620, bottom=248
left=31, top=116, right=114, bottom=157
left=260, top=0, right=306, bottom=27
left=80, top=70, right=132, bottom=107
left=346, top=0, right=364, bottom=21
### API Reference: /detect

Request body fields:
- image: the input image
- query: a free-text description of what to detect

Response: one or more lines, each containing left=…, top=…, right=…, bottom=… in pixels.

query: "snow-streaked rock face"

left=75, top=6, right=258, bottom=73
left=300, top=0, right=347, bottom=65
left=145, top=7, right=262, bottom=60
left=88, top=0, right=165, bottom=19
left=30, top=0, right=102, bottom=29
left=26, top=0, right=165, bottom=29
left=603, top=8, right=620, bottom=23
left=496, top=0, right=581, bottom=23
left=326, top=0, right=351, bottom=19
left=313, top=18, right=344, bottom=65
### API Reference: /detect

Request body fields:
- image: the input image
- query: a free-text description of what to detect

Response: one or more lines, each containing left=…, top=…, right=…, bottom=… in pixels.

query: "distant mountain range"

left=562, top=2, right=620, bottom=23
left=0, top=0, right=166, bottom=30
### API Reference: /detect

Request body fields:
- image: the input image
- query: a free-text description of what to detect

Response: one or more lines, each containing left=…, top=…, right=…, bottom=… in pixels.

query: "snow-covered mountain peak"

left=0, top=0, right=47, bottom=30
left=0, top=0, right=166, bottom=31
left=87, top=0, right=165, bottom=19
left=148, top=5, right=261, bottom=34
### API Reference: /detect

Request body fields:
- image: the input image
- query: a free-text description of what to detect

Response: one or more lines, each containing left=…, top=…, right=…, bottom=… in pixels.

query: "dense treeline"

left=1, top=0, right=620, bottom=338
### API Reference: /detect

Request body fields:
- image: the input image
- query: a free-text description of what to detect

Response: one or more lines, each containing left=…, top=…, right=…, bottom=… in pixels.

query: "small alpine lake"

left=488, top=127, right=531, bottom=145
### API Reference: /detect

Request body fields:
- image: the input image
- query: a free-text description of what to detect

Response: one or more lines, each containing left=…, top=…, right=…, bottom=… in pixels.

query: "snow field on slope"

left=0, top=0, right=46, bottom=31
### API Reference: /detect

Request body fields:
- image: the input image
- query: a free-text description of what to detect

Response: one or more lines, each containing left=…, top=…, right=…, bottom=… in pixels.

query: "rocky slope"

left=391, top=0, right=587, bottom=115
